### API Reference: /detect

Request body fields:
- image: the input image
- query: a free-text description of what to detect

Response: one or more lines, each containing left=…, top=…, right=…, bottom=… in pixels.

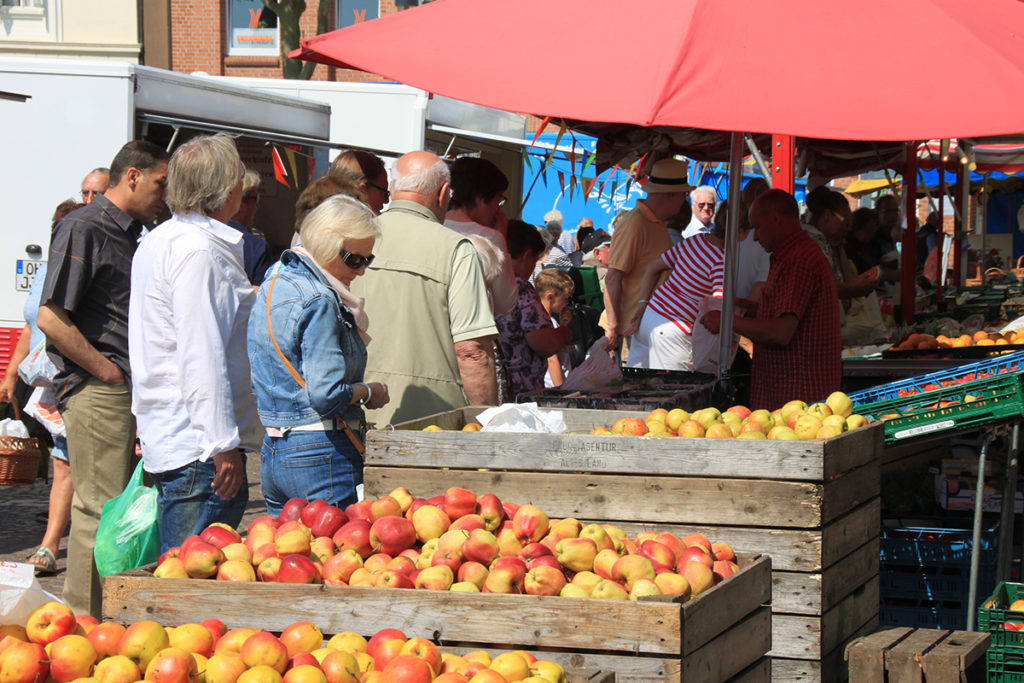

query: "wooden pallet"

left=364, top=405, right=883, bottom=680
left=845, top=627, right=990, bottom=683
left=103, top=555, right=771, bottom=683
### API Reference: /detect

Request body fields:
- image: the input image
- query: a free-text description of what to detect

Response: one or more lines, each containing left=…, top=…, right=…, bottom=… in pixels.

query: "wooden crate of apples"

left=104, top=490, right=771, bottom=682
left=364, top=399, right=883, bottom=683
left=0, top=599, right=619, bottom=683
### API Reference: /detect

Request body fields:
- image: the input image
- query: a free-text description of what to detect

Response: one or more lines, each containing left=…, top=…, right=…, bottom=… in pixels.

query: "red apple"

left=332, top=520, right=373, bottom=558
left=278, top=498, right=308, bottom=524
left=475, top=494, right=505, bottom=532
left=299, top=500, right=329, bottom=528
left=277, top=554, right=319, bottom=584
left=344, top=500, right=375, bottom=524
left=321, top=548, right=363, bottom=585
left=87, top=622, right=126, bottom=659
left=310, top=506, right=348, bottom=539
left=369, top=516, right=417, bottom=556
left=200, top=523, right=242, bottom=549
left=25, top=600, right=76, bottom=645
left=442, top=487, right=477, bottom=521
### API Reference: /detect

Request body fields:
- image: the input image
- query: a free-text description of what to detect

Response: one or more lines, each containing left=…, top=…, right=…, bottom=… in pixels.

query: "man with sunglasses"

left=682, top=185, right=718, bottom=239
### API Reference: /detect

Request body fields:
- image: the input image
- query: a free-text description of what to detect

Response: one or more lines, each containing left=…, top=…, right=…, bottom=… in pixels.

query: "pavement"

left=0, top=455, right=267, bottom=600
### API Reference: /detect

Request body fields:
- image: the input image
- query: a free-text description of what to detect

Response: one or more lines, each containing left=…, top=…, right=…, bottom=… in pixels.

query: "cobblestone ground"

left=0, top=456, right=266, bottom=600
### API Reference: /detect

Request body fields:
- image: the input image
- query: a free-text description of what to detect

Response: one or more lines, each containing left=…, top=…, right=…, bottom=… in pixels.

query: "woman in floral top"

left=496, top=221, right=574, bottom=395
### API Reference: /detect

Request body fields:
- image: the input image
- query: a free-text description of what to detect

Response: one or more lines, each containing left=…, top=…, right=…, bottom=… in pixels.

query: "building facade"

left=0, top=0, right=142, bottom=61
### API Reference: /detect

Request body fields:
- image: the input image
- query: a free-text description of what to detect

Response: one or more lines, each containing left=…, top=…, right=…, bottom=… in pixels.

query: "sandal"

left=26, top=547, right=56, bottom=575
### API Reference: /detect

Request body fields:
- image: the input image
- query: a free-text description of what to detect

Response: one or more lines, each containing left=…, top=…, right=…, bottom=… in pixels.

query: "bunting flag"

left=529, top=116, right=551, bottom=150
left=581, top=153, right=595, bottom=177
left=597, top=178, right=607, bottom=201
left=557, top=170, right=566, bottom=195
left=270, top=143, right=311, bottom=190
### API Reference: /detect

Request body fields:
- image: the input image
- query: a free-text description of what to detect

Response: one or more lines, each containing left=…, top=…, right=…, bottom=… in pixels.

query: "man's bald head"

left=392, top=151, right=451, bottom=222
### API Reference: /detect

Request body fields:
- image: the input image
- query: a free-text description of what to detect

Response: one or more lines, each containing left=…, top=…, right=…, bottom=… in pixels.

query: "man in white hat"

left=602, top=158, right=691, bottom=352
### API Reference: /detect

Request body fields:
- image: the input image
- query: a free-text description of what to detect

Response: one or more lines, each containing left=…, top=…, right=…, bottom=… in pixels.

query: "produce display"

left=0, top=600, right=572, bottom=683
left=422, top=392, right=869, bottom=441
left=891, top=330, right=1024, bottom=350
left=152, top=488, right=740, bottom=602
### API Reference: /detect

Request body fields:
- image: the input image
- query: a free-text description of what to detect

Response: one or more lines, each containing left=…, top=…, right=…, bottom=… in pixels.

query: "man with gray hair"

left=128, top=133, right=261, bottom=550
left=80, top=167, right=109, bottom=205
left=682, top=185, right=718, bottom=239
left=353, top=150, right=498, bottom=425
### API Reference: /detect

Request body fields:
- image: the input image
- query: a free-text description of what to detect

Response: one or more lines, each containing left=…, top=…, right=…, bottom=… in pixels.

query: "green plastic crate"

left=859, top=373, right=1024, bottom=444
left=987, top=650, right=1024, bottom=683
left=978, top=582, right=1024, bottom=655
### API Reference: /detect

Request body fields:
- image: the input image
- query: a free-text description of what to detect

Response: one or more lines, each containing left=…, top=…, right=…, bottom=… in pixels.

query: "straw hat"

left=644, top=159, right=694, bottom=194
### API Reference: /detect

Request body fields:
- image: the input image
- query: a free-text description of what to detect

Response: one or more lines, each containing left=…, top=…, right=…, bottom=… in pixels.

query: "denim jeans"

left=261, top=430, right=363, bottom=517
left=150, top=456, right=249, bottom=552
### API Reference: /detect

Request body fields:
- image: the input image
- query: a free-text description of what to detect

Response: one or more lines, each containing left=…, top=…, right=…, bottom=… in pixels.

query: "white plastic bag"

left=0, top=562, right=62, bottom=623
left=476, top=403, right=566, bottom=434
left=0, top=418, right=30, bottom=438
left=22, top=385, right=65, bottom=438
left=17, top=339, right=58, bottom=387
left=692, top=296, right=736, bottom=375
left=841, top=293, right=888, bottom=346
left=561, top=338, right=622, bottom=391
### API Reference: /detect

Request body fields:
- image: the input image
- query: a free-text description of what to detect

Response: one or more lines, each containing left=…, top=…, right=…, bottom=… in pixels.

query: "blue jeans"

left=150, top=456, right=249, bottom=552
left=261, top=430, right=363, bottom=517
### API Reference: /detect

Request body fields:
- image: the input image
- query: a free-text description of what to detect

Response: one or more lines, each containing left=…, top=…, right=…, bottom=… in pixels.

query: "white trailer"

left=212, top=76, right=529, bottom=220
left=0, top=57, right=332, bottom=369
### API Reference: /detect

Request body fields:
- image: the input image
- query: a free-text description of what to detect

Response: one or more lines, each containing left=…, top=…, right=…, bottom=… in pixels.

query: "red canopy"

left=294, top=0, right=1024, bottom=143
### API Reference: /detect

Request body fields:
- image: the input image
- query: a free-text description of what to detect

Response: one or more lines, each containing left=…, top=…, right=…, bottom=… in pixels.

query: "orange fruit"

left=974, top=330, right=989, bottom=342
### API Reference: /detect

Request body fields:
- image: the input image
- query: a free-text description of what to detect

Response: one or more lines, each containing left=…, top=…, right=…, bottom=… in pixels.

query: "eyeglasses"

left=497, top=195, right=507, bottom=207
left=829, top=209, right=849, bottom=224
left=366, top=181, right=390, bottom=198
left=81, top=190, right=101, bottom=200
left=340, top=248, right=375, bottom=270
left=695, top=202, right=715, bottom=209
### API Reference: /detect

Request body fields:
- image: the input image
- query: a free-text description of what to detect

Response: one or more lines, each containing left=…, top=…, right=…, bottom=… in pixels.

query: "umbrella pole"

left=715, top=132, right=744, bottom=407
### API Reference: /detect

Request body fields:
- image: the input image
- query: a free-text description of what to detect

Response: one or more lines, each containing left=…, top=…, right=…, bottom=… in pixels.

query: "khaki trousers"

left=61, top=378, right=136, bottom=618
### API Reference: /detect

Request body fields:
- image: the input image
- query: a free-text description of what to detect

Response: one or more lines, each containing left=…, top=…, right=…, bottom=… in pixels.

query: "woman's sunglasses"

left=340, top=248, right=375, bottom=270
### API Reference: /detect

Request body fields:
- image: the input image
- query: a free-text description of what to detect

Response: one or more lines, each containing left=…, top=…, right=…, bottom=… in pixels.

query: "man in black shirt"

left=38, top=139, right=169, bottom=618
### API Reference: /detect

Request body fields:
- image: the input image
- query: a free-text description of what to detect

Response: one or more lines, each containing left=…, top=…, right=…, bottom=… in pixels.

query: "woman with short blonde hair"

left=248, top=194, right=390, bottom=515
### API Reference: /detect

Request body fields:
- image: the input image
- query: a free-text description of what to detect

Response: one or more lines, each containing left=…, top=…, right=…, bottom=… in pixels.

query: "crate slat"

left=844, top=627, right=915, bottom=683
left=773, top=538, right=879, bottom=615
left=770, top=577, right=879, bottom=660
left=103, top=556, right=769, bottom=660
left=681, top=606, right=772, bottom=682
left=365, top=419, right=880, bottom=482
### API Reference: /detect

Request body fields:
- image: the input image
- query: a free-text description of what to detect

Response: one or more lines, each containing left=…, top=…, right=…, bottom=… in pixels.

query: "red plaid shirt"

left=750, top=229, right=842, bottom=410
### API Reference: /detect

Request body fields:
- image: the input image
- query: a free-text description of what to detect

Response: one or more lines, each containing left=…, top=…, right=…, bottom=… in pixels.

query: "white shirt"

left=736, top=230, right=771, bottom=299
left=444, top=219, right=517, bottom=315
left=682, top=213, right=712, bottom=239
left=129, top=213, right=261, bottom=473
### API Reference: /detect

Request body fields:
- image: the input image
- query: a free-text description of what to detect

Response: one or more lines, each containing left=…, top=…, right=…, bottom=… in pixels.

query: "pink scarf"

left=293, top=246, right=371, bottom=345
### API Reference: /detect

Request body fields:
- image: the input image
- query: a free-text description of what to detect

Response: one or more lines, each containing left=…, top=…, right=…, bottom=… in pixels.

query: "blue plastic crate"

left=880, top=597, right=970, bottom=630
left=880, top=563, right=996, bottom=601
left=848, top=350, right=1024, bottom=406
left=880, top=524, right=999, bottom=568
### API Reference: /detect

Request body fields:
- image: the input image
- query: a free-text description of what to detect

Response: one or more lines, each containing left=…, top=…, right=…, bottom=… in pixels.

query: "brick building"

left=154, top=0, right=401, bottom=81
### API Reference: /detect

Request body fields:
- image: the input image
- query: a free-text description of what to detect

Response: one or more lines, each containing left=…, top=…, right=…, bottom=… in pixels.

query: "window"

left=336, top=0, right=378, bottom=28
left=1, top=0, right=58, bottom=42
left=227, top=0, right=279, bottom=56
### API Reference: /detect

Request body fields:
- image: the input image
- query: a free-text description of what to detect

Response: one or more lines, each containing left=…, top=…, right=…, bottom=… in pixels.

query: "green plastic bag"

left=94, top=461, right=160, bottom=577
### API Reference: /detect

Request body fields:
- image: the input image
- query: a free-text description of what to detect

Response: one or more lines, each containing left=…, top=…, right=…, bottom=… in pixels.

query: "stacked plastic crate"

left=978, top=582, right=1024, bottom=680
left=880, top=523, right=997, bottom=630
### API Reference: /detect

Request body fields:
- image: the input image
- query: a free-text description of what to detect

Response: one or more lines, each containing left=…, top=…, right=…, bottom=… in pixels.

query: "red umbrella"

left=295, top=0, right=1024, bottom=142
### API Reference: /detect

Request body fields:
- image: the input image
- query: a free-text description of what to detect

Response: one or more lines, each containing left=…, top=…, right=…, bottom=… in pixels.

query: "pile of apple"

left=591, top=391, right=869, bottom=440
left=0, top=600, right=571, bottom=683
left=892, top=330, right=1024, bottom=350
left=154, top=487, right=739, bottom=603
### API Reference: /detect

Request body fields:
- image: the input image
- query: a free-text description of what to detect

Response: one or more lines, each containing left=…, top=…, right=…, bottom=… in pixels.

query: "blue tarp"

left=520, top=133, right=805, bottom=235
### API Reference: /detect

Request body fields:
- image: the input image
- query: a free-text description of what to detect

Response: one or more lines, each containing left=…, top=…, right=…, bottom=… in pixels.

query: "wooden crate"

left=845, top=627, right=990, bottom=683
left=364, top=406, right=884, bottom=679
left=103, top=555, right=771, bottom=683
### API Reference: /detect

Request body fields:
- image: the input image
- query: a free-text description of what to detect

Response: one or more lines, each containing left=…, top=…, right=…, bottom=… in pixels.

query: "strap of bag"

left=265, top=274, right=365, bottom=457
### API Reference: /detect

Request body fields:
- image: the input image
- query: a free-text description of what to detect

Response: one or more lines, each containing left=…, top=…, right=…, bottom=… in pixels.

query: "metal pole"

left=900, top=143, right=919, bottom=323
left=717, top=132, right=744, bottom=393
left=982, top=174, right=989, bottom=266
left=743, top=134, right=771, bottom=183
left=968, top=436, right=990, bottom=631
left=999, top=424, right=1019, bottom=584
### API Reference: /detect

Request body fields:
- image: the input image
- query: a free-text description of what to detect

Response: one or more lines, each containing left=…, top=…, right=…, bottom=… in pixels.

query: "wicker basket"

left=0, top=397, right=41, bottom=486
